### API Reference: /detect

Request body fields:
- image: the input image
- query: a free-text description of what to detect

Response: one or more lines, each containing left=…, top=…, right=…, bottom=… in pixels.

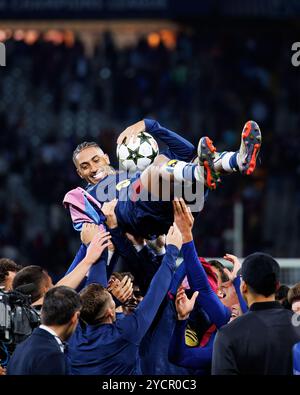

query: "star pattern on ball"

left=138, top=132, right=152, bottom=145
left=126, top=146, right=145, bottom=164
left=147, top=150, right=158, bottom=161
left=117, top=132, right=159, bottom=171
left=138, top=133, right=159, bottom=161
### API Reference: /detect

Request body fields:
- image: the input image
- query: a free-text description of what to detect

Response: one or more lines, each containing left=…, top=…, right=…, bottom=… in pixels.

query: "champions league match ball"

left=117, top=132, right=159, bottom=172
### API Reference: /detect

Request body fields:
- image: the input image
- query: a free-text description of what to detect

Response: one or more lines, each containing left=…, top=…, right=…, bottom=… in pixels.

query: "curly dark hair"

left=0, top=258, right=22, bottom=285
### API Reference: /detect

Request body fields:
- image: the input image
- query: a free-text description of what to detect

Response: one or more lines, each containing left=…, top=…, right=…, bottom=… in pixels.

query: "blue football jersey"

left=87, top=171, right=173, bottom=239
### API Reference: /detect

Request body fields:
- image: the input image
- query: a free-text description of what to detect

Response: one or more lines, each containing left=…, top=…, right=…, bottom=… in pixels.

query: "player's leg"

left=213, top=120, right=262, bottom=175
left=139, top=157, right=173, bottom=201
left=139, top=136, right=218, bottom=199
left=144, top=136, right=219, bottom=191
left=153, top=119, right=262, bottom=190
left=140, top=120, right=262, bottom=197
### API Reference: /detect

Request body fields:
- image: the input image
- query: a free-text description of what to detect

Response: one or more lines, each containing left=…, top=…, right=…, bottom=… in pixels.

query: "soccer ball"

left=117, top=132, right=159, bottom=172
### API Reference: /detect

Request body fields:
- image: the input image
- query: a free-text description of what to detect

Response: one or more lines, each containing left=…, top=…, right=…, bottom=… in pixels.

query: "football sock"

left=162, top=160, right=204, bottom=184
left=213, top=151, right=239, bottom=173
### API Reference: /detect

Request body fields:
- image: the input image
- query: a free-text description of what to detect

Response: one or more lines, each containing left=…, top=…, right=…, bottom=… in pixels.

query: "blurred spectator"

left=288, top=283, right=300, bottom=314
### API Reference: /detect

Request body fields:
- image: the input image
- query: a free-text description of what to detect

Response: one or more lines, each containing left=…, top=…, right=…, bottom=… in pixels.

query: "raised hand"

left=166, top=223, right=183, bottom=250
left=173, top=197, right=194, bottom=243
left=117, top=120, right=145, bottom=145
left=80, top=223, right=102, bottom=245
left=102, top=199, right=118, bottom=229
left=107, top=275, right=133, bottom=303
left=85, top=231, right=112, bottom=264
left=175, top=285, right=199, bottom=320
left=223, top=253, right=242, bottom=282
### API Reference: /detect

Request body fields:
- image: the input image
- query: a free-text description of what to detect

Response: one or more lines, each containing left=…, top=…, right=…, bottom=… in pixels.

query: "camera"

left=0, top=285, right=41, bottom=347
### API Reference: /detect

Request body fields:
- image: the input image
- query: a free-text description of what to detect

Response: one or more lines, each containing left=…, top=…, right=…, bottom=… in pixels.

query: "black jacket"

left=7, top=328, right=70, bottom=375
left=212, top=301, right=300, bottom=375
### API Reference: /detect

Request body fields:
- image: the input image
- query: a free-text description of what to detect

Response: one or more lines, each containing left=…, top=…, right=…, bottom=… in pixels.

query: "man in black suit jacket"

left=7, top=286, right=81, bottom=375
left=212, top=253, right=300, bottom=375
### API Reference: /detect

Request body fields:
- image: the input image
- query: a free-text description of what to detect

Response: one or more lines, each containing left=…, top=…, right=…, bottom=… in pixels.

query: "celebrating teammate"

left=64, top=119, right=261, bottom=238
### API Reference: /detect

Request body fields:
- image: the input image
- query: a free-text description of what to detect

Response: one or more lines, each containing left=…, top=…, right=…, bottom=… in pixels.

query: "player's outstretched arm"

left=117, top=224, right=182, bottom=344
left=56, top=230, right=111, bottom=289
left=64, top=222, right=101, bottom=277
left=33, top=230, right=111, bottom=306
left=144, top=119, right=196, bottom=161
left=173, top=198, right=231, bottom=328
left=117, top=119, right=195, bottom=161
left=168, top=285, right=214, bottom=370
left=64, top=243, right=87, bottom=276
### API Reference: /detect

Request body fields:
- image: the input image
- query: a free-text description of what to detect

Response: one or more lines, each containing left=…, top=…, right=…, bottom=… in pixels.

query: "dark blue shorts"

left=115, top=177, right=173, bottom=239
